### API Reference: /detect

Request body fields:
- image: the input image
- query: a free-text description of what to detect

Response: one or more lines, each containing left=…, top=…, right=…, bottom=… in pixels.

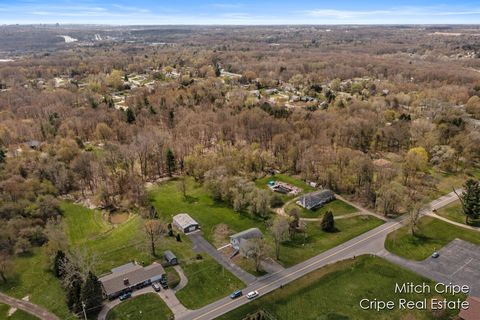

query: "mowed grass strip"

left=106, top=293, right=173, bottom=320
left=436, top=200, right=480, bottom=227
left=216, top=255, right=464, bottom=320
left=386, top=216, right=480, bottom=260
left=149, top=178, right=268, bottom=243
left=175, top=256, right=245, bottom=309
left=285, top=199, right=357, bottom=219
left=279, top=215, right=384, bottom=267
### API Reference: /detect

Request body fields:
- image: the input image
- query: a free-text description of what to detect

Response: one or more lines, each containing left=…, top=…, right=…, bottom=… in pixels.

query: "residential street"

left=0, top=292, right=60, bottom=320
left=178, top=190, right=461, bottom=320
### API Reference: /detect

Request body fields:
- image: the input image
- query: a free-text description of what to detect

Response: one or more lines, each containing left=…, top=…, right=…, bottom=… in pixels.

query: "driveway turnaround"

left=187, top=231, right=257, bottom=285
left=380, top=239, right=480, bottom=296
left=0, top=292, right=59, bottom=320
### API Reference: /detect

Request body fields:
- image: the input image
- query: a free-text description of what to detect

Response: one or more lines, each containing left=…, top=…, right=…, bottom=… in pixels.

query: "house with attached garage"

left=99, top=262, right=165, bottom=300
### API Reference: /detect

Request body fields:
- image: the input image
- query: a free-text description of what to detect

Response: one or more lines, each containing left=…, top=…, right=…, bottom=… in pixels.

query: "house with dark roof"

left=99, top=262, right=165, bottom=299
left=296, top=189, right=335, bottom=210
left=230, top=228, right=263, bottom=250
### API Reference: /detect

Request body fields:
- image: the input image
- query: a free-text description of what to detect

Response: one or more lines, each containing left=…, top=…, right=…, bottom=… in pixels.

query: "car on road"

left=432, top=251, right=440, bottom=258
left=119, top=292, right=132, bottom=301
left=152, top=282, right=161, bottom=292
left=230, top=290, right=243, bottom=299
left=246, top=290, right=259, bottom=299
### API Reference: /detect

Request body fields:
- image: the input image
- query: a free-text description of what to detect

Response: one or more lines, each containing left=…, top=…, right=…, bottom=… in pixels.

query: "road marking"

left=450, top=258, right=473, bottom=277
left=191, top=221, right=402, bottom=320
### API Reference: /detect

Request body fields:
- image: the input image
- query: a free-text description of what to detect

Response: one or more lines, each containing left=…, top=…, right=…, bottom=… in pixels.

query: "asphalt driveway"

left=187, top=231, right=257, bottom=285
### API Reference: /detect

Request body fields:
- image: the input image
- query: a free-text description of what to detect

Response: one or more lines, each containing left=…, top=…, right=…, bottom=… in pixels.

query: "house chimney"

left=123, top=278, right=129, bottom=285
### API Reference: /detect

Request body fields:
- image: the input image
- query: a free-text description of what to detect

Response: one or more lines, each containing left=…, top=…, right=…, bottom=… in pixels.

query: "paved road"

left=0, top=292, right=60, bottom=320
left=178, top=190, right=461, bottom=320
left=187, top=231, right=257, bottom=285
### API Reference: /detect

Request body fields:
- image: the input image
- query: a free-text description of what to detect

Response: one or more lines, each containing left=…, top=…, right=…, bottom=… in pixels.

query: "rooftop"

left=99, top=262, right=165, bottom=296
left=173, top=213, right=199, bottom=228
left=459, top=296, right=480, bottom=320
left=230, top=227, right=263, bottom=240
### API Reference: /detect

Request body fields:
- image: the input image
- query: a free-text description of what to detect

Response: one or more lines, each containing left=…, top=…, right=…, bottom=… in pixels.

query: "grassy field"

left=436, top=200, right=480, bottom=227
left=386, top=216, right=480, bottom=260
left=175, top=256, right=245, bottom=309
left=217, top=255, right=463, bottom=320
left=279, top=216, right=383, bottom=267
left=285, top=199, right=358, bottom=218
left=106, top=293, right=173, bottom=320
left=149, top=178, right=268, bottom=244
left=0, top=248, right=71, bottom=319
left=61, top=202, right=110, bottom=245
left=0, top=304, right=40, bottom=320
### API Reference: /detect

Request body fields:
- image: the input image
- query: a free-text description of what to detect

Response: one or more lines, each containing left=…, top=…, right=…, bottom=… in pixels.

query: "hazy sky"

left=1, top=0, right=480, bottom=25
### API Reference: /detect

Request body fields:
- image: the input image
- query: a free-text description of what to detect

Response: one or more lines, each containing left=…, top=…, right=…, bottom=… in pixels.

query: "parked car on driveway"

left=432, top=251, right=440, bottom=258
left=246, top=290, right=259, bottom=299
left=152, top=282, right=161, bottom=292
left=160, top=276, right=168, bottom=289
left=119, top=292, right=132, bottom=301
left=230, top=290, right=242, bottom=299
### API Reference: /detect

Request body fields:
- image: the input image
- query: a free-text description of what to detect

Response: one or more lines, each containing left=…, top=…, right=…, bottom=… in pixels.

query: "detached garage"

left=173, top=213, right=200, bottom=234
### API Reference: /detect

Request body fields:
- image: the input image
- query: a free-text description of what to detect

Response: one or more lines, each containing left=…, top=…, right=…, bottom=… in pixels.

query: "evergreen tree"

left=126, top=108, right=136, bottom=124
left=80, top=272, right=103, bottom=315
left=66, top=274, right=83, bottom=314
left=457, top=179, right=480, bottom=224
left=0, top=148, right=5, bottom=164
left=53, top=250, right=68, bottom=278
left=321, top=211, right=335, bottom=232
left=124, top=74, right=128, bottom=82
left=166, top=149, right=175, bottom=177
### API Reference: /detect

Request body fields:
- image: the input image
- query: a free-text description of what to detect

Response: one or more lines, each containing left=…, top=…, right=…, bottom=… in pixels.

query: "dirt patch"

left=109, top=212, right=129, bottom=224
left=213, top=223, right=232, bottom=247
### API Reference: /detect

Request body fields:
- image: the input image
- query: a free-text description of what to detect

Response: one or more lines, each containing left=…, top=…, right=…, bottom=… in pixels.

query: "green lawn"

left=175, top=256, right=245, bottom=309
left=278, top=215, right=384, bottom=267
left=0, top=248, right=71, bottom=319
left=217, top=255, right=463, bottom=320
left=106, top=293, right=173, bottom=320
left=285, top=199, right=358, bottom=218
left=149, top=178, right=268, bottom=244
left=436, top=200, right=480, bottom=227
left=61, top=202, right=110, bottom=245
left=0, top=304, right=39, bottom=320
left=386, top=216, right=480, bottom=260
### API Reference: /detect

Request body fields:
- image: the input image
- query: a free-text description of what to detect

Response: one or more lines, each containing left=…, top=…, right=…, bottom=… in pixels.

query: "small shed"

left=230, top=228, right=263, bottom=250
left=164, top=250, right=178, bottom=266
left=173, top=213, right=199, bottom=234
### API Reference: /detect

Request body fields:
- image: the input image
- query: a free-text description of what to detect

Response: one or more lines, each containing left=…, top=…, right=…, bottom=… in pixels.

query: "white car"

left=246, top=290, right=259, bottom=299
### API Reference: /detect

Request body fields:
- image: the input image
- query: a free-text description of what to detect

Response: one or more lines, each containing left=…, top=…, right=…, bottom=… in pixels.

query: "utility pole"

left=81, top=301, right=87, bottom=320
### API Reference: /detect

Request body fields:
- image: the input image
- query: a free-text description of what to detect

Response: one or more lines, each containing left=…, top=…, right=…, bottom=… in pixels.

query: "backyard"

left=217, top=255, right=464, bottom=320
left=385, top=216, right=480, bottom=260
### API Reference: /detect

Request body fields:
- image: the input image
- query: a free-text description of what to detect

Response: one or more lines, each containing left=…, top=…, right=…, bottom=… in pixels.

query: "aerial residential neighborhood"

left=1, top=1, right=480, bottom=320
